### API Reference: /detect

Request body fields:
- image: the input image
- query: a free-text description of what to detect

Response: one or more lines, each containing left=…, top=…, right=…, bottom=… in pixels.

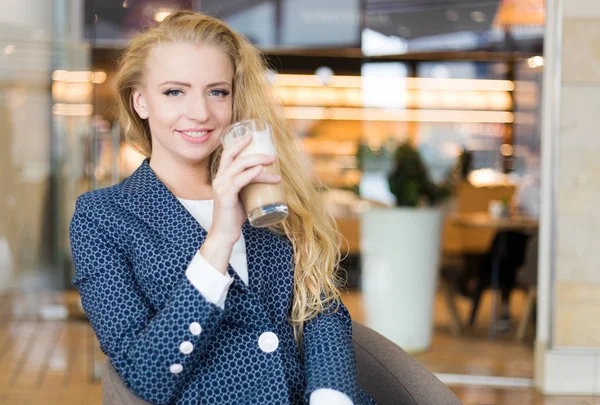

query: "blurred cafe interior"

left=2, top=0, right=600, bottom=404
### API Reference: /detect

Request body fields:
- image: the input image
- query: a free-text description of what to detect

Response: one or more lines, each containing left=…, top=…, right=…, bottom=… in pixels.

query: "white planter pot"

left=359, top=207, right=442, bottom=352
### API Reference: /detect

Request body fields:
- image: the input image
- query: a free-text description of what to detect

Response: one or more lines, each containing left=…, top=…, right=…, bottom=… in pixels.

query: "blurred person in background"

left=513, top=149, right=541, bottom=219
left=492, top=148, right=541, bottom=327
left=458, top=148, right=540, bottom=329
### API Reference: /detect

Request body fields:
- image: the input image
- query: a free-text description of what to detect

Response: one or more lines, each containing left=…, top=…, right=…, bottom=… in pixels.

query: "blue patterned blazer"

left=70, top=160, right=375, bottom=405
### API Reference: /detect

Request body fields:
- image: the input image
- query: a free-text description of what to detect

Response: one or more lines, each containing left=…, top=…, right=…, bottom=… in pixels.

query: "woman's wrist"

left=207, top=224, right=242, bottom=246
left=199, top=233, right=235, bottom=275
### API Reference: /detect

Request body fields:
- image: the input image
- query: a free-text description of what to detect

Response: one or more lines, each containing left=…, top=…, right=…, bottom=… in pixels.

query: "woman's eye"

left=163, top=89, right=183, bottom=97
left=209, top=89, right=230, bottom=97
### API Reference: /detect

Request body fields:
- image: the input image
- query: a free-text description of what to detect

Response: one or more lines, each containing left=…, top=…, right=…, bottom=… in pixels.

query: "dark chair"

left=468, top=231, right=530, bottom=326
left=102, top=321, right=462, bottom=405
left=438, top=254, right=467, bottom=336
left=516, top=232, right=539, bottom=341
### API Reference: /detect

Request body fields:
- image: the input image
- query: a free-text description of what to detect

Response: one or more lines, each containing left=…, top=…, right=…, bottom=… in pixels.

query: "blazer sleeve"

left=302, top=298, right=359, bottom=403
left=70, top=204, right=226, bottom=405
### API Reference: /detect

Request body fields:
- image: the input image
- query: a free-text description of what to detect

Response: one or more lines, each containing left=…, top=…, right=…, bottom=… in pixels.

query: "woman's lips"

left=177, top=129, right=212, bottom=143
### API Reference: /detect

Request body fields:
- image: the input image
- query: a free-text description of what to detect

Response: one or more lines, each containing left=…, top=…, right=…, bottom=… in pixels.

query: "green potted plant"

left=388, top=141, right=453, bottom=207
left=360, top=141, right=455, bottom=352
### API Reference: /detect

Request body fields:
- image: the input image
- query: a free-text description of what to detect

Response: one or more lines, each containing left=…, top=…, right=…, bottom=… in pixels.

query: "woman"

left=70, top=10, right=375, bottom=405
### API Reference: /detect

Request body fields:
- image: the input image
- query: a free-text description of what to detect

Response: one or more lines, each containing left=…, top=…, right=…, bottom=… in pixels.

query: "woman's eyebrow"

left=158, top=80, right=231, bottom=88
left=206, top=81, right=231, bottom=88
left=159, top=80, right=192, bottom=87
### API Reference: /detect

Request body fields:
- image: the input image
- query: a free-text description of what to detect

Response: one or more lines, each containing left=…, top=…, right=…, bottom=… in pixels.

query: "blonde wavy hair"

left=115, top=10, right=344, bottom=345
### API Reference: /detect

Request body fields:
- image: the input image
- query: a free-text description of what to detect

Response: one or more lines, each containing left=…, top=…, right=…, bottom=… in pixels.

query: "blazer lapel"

left=118, top=160, right=276, bottom=331
left=240, top=220, right=263, bottom=293
left=118, top=160, right=248, bottom=288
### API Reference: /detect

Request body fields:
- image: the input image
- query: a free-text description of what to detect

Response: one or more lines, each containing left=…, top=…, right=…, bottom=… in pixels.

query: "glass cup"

left=220, top=119, right=288, bottom=228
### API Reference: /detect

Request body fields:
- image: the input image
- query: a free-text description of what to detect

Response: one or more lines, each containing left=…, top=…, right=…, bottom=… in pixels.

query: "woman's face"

left=132, top=42, right=234, bottom=166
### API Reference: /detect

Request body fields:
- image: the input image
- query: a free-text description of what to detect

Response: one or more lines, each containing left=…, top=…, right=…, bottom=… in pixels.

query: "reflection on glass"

left=363, top=0, right=544, bottom=54
left=281, top=0, right=360, bottom=47
left=84, top=0, right=193, bottom=43
left=207, top=1, right=276, bottom=47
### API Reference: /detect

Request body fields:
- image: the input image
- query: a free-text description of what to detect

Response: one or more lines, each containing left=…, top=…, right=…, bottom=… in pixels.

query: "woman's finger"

left=250, top=170, right=282, bottom=184
left=224, top=154, right=276, bottom=178
left=218, top=135, right=253, bottom=170
left=215, top=169, right=282, bottom=204
left=231, top=165, right=264, bottom=191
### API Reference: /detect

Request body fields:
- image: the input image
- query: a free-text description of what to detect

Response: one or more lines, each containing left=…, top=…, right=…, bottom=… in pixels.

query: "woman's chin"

left=174, top=149, right=215, bottom=165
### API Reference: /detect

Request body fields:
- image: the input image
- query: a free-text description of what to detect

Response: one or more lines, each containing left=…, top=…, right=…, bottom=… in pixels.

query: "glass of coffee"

left=220, top=119, right=288, bottom=228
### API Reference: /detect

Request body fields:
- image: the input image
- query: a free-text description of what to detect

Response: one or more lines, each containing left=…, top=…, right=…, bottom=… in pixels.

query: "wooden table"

left=449, top=213, right=539, bottom=232
left=448, top=212, right=539, bottom=337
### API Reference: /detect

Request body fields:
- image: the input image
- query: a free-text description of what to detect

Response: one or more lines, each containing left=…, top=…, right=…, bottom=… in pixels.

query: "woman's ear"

left=132, top=89, right=149, bottom=119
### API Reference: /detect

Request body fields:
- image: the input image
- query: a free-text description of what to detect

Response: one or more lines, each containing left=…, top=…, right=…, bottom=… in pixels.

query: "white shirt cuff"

left=310, top=388, right=354, bottom=405
left=185, top=251, right=233, bottom=309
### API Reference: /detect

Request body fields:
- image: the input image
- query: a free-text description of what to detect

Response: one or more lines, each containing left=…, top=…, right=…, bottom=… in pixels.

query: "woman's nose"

left=186, top=97, right=209, bottom=122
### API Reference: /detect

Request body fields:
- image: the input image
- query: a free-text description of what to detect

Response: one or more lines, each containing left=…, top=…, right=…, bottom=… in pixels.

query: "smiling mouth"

left=177, top=129, right=212, bottom=138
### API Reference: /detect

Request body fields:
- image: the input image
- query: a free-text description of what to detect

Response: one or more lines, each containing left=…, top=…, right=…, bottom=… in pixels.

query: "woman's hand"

left=200, top=134, right=281, bottom=274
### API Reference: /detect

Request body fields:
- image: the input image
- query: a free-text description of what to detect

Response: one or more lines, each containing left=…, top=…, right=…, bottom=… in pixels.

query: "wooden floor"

left=343, top=287, right=536, bottom=378
left=0, top=290, right=598, bottom=405
left=450, top=386, right=600, bottom=405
